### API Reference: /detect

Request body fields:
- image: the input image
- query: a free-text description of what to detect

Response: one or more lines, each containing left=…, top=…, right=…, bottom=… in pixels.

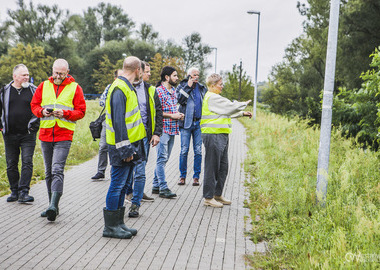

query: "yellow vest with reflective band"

left=40, top=80, right=77, bottom=131
left=106, top=78, right=146, bottom=146
left=200, top=91, right=232, bottom=134
left=148, top=85, right=156, bottom=136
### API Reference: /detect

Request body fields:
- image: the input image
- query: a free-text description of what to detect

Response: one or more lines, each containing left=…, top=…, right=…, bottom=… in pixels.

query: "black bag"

left=89, top=107, right=105, bottom=141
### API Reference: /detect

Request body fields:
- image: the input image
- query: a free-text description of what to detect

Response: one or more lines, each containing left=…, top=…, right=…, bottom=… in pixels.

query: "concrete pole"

left=316, top=0, right=341, bottom=206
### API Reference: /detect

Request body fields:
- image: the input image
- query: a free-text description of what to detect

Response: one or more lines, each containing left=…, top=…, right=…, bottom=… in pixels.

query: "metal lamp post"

left=247, top=10, right=260, bottom=120
left=210, top=47, right=218, bottom=73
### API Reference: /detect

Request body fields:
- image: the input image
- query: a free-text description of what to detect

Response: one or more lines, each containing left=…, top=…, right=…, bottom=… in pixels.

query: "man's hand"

left=171, top=113, right=185, bottom=120
left=122, top=155, right=134, bottom=162
left=150, top=135, right=160, bottom=147
left=43, top=108, right=53, bottom=117
left=53, top=109, right=64, bottom=119
left=187, top=76, right=195, bottom=88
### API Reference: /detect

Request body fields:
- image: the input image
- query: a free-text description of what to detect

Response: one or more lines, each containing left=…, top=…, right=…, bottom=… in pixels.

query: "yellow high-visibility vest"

left=148, top=85, right=156, bottom=136
left=40, top=80, right=77, bottom=131
left=200, top=91, right=232, bottom=134
left=105, top=78, right=146, bottom=147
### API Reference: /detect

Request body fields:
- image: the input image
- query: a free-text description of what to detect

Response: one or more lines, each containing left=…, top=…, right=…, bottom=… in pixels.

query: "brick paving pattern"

left=0, top=119, right=264, bottom=269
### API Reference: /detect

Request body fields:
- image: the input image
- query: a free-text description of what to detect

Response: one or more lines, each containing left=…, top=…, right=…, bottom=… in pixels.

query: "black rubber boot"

left=46, top=192, right=61, bottom=221
left=119, top=207, right=137, bottom=236
left=103, top=208, right=133, bottom=239
left=41, top=192, right=52, bottom=217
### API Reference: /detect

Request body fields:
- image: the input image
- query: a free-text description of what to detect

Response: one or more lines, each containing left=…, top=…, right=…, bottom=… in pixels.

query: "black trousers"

left=3, top=132, right=37, bottom=192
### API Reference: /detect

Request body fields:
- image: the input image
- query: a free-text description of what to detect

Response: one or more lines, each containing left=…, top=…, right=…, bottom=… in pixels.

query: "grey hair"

left=13, top=64, right=28, bottom=75
left=187, top=67, right=199, bottom=76
left=206, top=73, right=223, bottom=88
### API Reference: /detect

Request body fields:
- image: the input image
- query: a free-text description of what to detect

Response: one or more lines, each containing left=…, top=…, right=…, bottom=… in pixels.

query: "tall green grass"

left=0, top=100, right=102, bottom=197
left=242, top=110, right=380, bottom=269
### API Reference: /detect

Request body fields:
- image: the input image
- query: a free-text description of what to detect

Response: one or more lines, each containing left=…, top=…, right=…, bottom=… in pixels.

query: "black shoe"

left=152, top=187, right=159, bottom=194
left=91, top=172, right=105, bottom=180
left=18, top=192, right=34, bottom=203
left=159, top=189, right=177, bottom=198
left=6, top=191, right=18, bottom=202
left=128, top=204, right=139, bottom=218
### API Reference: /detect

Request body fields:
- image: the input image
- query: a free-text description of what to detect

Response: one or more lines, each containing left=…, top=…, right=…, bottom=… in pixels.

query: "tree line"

left=0, top=0, right=212, bottom=93
left=261, top=0, right=380, bottom=149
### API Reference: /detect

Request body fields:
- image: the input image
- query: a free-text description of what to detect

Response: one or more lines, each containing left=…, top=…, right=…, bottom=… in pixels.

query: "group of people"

left=0, top=55, right=252, bottom=240
left=0, top=59, right=86, bottom=223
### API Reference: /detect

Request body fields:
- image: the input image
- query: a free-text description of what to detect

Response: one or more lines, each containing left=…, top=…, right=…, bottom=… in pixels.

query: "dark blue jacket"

left=176, top=78, right=207, bottom=129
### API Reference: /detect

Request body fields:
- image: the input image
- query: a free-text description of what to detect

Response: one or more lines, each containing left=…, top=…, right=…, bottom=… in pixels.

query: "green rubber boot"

left=119, top=207, right=137, bottom=236
left=103, top=208, right=133, bottom=239
left=41, top=192, right=52, bottom=217
left=46, top=192, right=61, bottom=221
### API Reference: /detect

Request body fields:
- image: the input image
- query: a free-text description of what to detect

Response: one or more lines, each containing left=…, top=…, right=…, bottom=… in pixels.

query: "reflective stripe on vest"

left=200, top=91, right=232, bottom=134
left=105, top=78, right=146, bottom=147
left=40, top=80, right=77, bottom=131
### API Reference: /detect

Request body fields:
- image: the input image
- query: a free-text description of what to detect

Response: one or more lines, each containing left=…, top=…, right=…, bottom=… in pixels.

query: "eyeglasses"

left=53, top=71, right=67, bottom=77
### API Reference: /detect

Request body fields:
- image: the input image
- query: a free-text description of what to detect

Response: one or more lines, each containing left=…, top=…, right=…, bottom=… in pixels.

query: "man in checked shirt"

left=152, top=66, right=184, bottom=198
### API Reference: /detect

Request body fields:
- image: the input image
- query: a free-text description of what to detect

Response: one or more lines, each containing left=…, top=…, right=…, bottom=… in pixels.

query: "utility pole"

left=238, top=59, right=242, bottom=101
left=316, top=0, right=341, bottom=206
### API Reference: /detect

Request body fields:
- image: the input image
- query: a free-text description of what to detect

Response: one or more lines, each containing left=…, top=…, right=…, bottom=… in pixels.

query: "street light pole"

left=316, top=0, right=341, bottom=206
left=210, top=47, right=218, bottom=73
left=247, top=10, right=260, bottom=120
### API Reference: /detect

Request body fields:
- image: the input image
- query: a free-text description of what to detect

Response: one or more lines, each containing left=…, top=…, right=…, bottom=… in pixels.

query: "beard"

left=169, top=79, right=178, bottom=87
left=21, top=82, right=30, bottom=88
left=53, top=78, right=63, bottom=85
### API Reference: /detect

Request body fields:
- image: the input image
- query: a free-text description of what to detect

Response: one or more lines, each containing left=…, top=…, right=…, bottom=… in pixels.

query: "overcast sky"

left=0, top=0, right=304, bottom=82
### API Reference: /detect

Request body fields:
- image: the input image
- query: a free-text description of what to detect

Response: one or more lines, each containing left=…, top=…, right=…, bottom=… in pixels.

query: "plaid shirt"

left=157, top=84, right=179, bottom=135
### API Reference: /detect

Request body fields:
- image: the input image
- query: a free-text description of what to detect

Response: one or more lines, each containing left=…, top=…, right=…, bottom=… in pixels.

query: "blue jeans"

left=41, top=140, right=72, bottom=193
left=106, top=164, right=134, bottom=210
left=3, top=133, right=36, bottom=192
left=179, top=120, right=202, bottom=179
left=153, top=133, right=175, bottom=190
left=126, top=138, right=150, bottom=206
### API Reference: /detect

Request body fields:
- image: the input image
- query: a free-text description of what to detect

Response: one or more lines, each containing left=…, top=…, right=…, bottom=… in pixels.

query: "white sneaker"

left=204, top=198, right=223, bottom=208
left=214, top=195, right=231, bottom=205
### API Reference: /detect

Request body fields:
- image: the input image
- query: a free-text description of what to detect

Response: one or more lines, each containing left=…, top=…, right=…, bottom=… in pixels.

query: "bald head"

left=123, top=56, right=141, bottom=72
left=52, top=58, right=70, bottom=85
left=53, top=58, right=69, bottom=70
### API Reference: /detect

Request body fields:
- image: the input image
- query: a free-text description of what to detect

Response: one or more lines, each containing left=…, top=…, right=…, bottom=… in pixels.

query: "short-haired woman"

left=201, top=74, right=252, bottom=207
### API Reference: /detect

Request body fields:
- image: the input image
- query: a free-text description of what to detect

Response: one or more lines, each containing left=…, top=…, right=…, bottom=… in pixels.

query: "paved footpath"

left=0, top=119, right=265, bottom=270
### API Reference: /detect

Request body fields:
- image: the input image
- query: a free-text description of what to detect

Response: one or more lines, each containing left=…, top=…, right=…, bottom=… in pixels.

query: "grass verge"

left=241, top=110, right=380, bottom=269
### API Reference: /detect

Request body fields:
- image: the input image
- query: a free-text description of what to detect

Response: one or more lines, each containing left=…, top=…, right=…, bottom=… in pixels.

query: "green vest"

left=105, top=78, right=146, bottom=146
left=147, top=85, right=156, bottom=136
left=200, top=91, right=232, bottom=134
left=40, top=80, right=77, bottom=131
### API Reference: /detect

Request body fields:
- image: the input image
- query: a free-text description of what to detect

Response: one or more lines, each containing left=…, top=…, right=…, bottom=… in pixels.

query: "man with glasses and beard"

left=31, top=59, right=86, bottom=222
left=152, top=66, right=184, bottom=199
left=0, top=64, right=40, bottom=203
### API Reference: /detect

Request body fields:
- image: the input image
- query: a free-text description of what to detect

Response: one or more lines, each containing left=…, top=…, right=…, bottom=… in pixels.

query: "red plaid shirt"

left=156, top=84, right=179, bottom=135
